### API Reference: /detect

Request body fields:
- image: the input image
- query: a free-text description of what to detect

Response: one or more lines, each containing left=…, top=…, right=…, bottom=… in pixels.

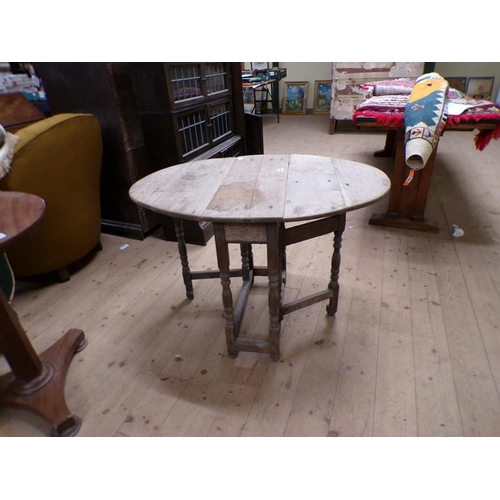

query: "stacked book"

left=0, top=73, right=41, bottom=94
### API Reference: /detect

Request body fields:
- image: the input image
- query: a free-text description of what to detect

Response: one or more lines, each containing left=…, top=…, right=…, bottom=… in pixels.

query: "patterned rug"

left=404, top=73, right=449, bottom=172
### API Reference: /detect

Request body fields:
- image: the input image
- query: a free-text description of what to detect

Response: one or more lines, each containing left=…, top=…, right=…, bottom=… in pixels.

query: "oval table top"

left=0, top=191, right=46, bottom=253
left=129, top=154, right=391, bottom=224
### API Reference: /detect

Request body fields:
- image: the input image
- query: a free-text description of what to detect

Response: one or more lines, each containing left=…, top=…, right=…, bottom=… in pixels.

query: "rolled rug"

left=404, top=73, right=449, bottom=173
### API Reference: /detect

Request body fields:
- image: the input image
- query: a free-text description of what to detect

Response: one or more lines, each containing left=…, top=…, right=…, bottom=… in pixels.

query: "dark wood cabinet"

left=35, top=62, right=260, bottom=244
left=130, top=63, right=245, bottom=165
left=35, top=62, right=160, bottom=239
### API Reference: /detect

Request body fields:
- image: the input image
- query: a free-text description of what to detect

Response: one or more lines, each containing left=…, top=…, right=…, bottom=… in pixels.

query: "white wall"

left=278, top=62, right=331, bottom=111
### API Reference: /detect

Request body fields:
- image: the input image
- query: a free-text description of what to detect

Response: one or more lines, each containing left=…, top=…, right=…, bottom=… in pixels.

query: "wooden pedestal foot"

left=369, top=213, right=439, bottom=233
left=0, top=328, right=87, bottom=437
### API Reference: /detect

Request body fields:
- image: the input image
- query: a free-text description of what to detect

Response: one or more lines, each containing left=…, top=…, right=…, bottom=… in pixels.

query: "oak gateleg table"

left=130, top=154, right=390, bottom=361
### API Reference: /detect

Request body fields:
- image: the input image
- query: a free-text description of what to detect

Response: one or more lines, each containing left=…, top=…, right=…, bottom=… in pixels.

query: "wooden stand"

left=358, top=121, right=499, bottom=233
left=0, top=192, right=86, bottom=436
left=247, top=80, right=280, bottom=123
left=0, top=297, right=87, bottom=437
left=369, top=128, right=440, bottom=232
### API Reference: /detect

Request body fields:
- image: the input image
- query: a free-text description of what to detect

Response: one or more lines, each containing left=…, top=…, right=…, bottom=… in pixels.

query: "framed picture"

left=313, top=80, right=332, bottom=114
left=251, top=62, right=268, bottom=71
left=466, top=77, right=494, bottom=99
left=282, top=81, right=309, bottom=115
left=446, top=76, right=467, bottom=93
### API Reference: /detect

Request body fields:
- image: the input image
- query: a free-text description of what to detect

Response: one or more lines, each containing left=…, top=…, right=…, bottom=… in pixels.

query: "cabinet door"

left=174, top=97, right=234, bottom=162
left=166, top=63, right=232, bottom=111
left=208, top=98, right=233, bottom=144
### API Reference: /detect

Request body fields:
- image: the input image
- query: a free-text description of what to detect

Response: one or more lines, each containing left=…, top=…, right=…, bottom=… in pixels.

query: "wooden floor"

left=2, top=114, right=500, bottom=437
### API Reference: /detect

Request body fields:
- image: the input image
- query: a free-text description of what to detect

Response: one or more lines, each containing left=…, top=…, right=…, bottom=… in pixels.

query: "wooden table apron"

left=130, top=154, right=390, bottom=360
left=0, top=191, right=87, bottom=437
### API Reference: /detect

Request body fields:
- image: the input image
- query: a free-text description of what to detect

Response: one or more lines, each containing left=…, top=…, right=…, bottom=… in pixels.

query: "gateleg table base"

left=212, top=214, right=346, bottom=361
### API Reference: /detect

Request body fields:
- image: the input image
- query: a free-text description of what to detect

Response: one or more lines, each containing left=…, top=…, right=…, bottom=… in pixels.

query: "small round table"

left=0, top=191, right=87, bottom=436
left=130, top=154, right=390, bottom=361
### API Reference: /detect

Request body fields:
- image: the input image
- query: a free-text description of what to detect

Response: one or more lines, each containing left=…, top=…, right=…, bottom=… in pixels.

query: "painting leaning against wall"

left=313, top=80, right=332, bottom=114
left=282, top=81, right=309, bottom=114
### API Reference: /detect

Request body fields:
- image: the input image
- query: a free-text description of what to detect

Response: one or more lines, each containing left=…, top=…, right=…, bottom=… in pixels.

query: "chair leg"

left=56, top=267, right=70, bottom=283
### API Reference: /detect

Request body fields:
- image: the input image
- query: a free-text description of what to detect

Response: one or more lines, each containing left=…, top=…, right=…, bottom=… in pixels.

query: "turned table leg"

left=326, top=214, right=346, bottom=316
left=266, top=223, right=281, bottom=361
left=173, top=218, right=195, bottom=300
left=240, top=243, right=254, bottom=284
left=214, top=224, right=238, bottom=358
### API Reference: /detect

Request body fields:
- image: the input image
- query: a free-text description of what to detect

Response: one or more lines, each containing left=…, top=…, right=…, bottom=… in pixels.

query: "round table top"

left=0, top=191, right=46, bottom=252
left=129, top=154, right=391, bottom=224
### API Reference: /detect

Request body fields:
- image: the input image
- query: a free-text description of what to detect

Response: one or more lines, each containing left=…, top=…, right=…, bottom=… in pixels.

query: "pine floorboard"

left=2, top=114, right=500, bottom=437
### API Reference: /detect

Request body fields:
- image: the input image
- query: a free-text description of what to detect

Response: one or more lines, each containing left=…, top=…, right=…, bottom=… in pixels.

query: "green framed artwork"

left=313, top=80, right=332, bottom=114
left=282, top=81, right=308, bottom=115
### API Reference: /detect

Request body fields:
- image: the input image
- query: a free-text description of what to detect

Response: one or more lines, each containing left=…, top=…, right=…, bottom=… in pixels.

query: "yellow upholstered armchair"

left=0, top=113, right=103, bottom=282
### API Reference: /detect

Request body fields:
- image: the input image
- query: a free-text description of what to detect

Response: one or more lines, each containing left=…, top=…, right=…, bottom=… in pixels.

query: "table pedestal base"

left=0, top=328, right=87, bottom=437
left=368, top=129, right=441, bottom=232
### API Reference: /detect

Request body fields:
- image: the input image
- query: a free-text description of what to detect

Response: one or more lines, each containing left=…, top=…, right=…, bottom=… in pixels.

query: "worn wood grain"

left=130, top=154, right=390, bottom=224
